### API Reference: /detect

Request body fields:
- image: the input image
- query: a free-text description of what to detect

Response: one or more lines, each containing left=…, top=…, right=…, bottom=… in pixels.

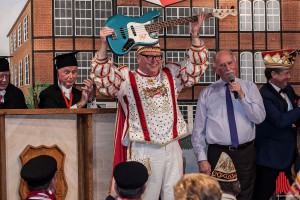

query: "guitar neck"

left=145, top=13, right=214, bottom=32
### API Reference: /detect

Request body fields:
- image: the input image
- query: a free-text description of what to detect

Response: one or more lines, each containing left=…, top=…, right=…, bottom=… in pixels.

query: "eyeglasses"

left=0, top=74, right=9, bottom=80
left=218, top=61, right=235, bottom=69
left=140, top=54, right=162, bottom=61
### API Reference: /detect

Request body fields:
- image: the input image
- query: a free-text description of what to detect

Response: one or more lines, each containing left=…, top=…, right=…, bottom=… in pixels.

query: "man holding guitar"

left=91, top=13, right=208, bottom=200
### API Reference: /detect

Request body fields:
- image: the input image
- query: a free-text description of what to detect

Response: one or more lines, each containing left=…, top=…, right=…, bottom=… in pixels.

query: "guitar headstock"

left=211, top=8, right=238, bottom=19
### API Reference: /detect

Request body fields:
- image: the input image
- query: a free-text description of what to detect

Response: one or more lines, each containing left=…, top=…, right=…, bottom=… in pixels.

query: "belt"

left=209, top=140, right=255, bottom=151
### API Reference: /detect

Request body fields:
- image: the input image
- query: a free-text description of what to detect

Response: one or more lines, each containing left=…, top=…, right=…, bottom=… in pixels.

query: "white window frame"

left=239, top=0, right=252, bottom=31
left=253, top=0, right=265, bottom=31
left=200, top=51, right=217, bottom=83
left=117, top=6, right=140, bottom=17
left=94, top=0, right=113, bottom=36
left=18, top=24, right=22, bottom=47
left=54, top=0, right=73, bottom=36
left=75, top=0, right=92, bottom=36
left=25, top=55, right=30, bottom=85
left=10, top=35, right=13, bottom=53
left=192, top=7, right=215, bottom=36
left=76, top=52, right=93, bottom=83
left=14, top=65, right=18, bottom=86
left=117, top=51, right=137, bottom=71
left=13, top=31, right=17, bottom=51
left=19, top=60, right=23, bottom=87
left=165, top=7, right=191, bottom=36
left=266, top=0, right=280, bottom=31
left=254, top=52, right=266, bottom=83
left=23, top=15, right=28, bottom=42
left=240, top=52, right=253, bottom=82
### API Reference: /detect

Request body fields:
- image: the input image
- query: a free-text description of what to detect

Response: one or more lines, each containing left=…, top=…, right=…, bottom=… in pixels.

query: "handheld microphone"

left=229, top=75, right=239, bottom=99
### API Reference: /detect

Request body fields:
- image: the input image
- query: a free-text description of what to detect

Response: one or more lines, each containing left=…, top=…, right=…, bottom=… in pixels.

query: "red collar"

left=26, top=190, right=56, bottom=200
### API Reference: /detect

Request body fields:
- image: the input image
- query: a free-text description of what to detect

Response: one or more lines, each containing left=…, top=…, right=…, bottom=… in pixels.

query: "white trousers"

left=129, top=141, right=183, bottom=200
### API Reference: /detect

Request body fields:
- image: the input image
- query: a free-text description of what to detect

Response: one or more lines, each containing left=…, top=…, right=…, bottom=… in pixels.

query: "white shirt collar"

left=0, top=90, right=6, bottom=96
left=58, top=82, right=72, bottom=99
left=269, top=81, right=281, bottom=93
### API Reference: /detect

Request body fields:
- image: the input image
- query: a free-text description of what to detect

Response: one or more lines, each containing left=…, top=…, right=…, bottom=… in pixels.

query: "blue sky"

left=0, top=0, right=27, bottom=55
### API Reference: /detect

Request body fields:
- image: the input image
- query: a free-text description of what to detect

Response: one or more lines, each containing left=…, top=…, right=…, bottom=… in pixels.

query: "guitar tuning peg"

left=226, top=6, right=228, bottom=9
left=231, top=6, right=234, bottom=9
left=220, top=6, right=223, bottom=9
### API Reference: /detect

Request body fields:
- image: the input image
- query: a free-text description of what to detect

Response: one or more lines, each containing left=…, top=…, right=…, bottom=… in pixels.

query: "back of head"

left=113, top=161, right=148, bottom=198
left=174, top=173, right=221, bottom=200
left=20, top=155, right=57, bottom=189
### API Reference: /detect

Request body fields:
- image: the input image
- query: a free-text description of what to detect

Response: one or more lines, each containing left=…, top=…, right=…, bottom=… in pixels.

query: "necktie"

left=225, top=83, right=239, bottom=147
left=0, top=95, right=2, bottom=104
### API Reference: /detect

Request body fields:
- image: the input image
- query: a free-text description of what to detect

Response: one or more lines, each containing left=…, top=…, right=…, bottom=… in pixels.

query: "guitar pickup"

left=130, top=26, right=137, bottom=36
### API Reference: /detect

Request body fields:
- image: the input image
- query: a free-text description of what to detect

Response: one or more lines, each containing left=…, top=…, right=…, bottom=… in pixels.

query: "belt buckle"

left=229, top=146, right=238, bottom=151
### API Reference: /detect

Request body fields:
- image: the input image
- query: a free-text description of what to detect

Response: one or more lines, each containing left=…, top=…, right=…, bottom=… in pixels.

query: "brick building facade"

left=7, top=0, right=300, bottom=117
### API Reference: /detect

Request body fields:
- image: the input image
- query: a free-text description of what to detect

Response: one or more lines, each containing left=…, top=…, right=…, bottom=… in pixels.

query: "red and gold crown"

left=137, top=43, right=161, bottom=55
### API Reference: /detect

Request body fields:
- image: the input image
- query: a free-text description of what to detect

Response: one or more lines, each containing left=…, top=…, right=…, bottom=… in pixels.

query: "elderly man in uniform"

left=20, top=155, right=57, bottom=200
left=39, top=52, right=97, bottom=108
left=90, top=13, right=208, bottom=200
left=0, top=56, right=27, bottom=109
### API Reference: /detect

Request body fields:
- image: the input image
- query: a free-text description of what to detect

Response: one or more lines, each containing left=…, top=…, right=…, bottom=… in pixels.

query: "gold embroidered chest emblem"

left=143, top=83, right=168, bottom=99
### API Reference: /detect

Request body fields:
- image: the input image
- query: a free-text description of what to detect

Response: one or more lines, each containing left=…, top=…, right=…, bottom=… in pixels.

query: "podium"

left=0, top=108, right=117, bottom=200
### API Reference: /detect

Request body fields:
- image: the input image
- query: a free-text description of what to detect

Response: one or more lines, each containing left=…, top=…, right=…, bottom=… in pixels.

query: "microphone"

left=229, top=75, right=239, bottom=99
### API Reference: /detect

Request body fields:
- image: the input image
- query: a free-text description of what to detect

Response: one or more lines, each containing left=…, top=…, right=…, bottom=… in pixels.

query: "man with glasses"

left=90, top=13, right=208, bottom=200
left=0, top=56, right=27, bottom=109
left=191, top=50, right=266, bottom=200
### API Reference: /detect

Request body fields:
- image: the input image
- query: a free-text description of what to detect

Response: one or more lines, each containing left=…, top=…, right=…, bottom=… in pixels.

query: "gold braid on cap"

left=137, top=46, right=161, bottom=55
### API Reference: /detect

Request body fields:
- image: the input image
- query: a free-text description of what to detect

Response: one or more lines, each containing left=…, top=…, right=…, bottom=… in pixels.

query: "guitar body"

left=106, top=11, right=161, bottom=55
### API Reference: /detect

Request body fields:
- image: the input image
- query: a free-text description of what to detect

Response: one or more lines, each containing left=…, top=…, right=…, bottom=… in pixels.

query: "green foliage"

left=180, top=135, right=193, bottom=150
left=25, top=82, right=50, bottom=109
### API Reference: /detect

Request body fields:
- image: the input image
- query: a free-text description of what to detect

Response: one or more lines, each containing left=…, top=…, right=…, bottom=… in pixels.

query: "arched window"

left=253, top=0, right=265, bottom=31
left=239, top=0, right=252, bottom=31
left=240, top=52, right=253, bottom=81
left=266, top=0, right=280, bottom=31
left=254, top=52, right=266, bottom=83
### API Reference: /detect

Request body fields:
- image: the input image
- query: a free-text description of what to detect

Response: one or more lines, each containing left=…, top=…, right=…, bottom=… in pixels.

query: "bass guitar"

left=105, top=8, right=238, bottom=55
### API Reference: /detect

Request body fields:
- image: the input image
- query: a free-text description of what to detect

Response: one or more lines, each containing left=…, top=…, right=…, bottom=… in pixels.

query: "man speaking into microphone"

left=191, top=50, right=266, bottom=200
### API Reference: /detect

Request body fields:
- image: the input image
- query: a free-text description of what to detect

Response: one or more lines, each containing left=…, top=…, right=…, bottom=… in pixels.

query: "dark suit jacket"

left=0, top=83, right=27, bottom=109
left=38, top=84, right=84, bottom=108
left=256, top=82, right=300, bottom=169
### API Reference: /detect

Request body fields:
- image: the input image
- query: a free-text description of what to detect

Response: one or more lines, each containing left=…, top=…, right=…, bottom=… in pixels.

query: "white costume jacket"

left=90, top=43, right=208, bottom=147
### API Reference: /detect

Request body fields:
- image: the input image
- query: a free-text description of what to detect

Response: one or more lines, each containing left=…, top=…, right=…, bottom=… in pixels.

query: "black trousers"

left=208, top=143, right=256, bottom=200
left=253, top=165, right=293, bottom=200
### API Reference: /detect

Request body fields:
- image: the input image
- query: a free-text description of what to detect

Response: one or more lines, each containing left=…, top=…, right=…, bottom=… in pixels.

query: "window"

left=76, top=52, right=93, bottom=83
left=266, top=0, right=280, bottom=31
left=94, top=0, right=112, bottom=36
left=240, top=52, right=253, bottom=82
left=239, top=0, right=252, bottom=31
left=13, top=65, right=18, bottom=86
left=25, top=55, right=30, bottom=85
left=200, top=51, right=217, bottom=83
left=13, top=31, right=17, bottom=51
left=253, top=0, right=265, bottom=31
left=117, top=6, right=140, bottom=17
left=19, top=60, right=23, bottom=87
left=18, top=24, right=22, bottom=47
left=10, top=35, right=13, bottom=53
left=178, top=105, right=188, bottom=123
left=142, top=7, right=164, bottom=35
left=54, top=0, right=73, bottom=36
left=23, top=15, right=28, bottom=42
left=192, top=7, right=215, bottom=36
left=166, top=51, right=186, bottom=63
left=75, top=0, right=92, bottom=36
left=254, top=52, right=266, bottom=83
left=165, top=7, right=190, bottom=35
left=117, top=51, right=138, bottom=71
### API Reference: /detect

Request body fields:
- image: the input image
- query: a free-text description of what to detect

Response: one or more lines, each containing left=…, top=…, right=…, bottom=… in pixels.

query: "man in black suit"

left=254, top=49, right=300, bottom=200
left=0, top=56, right=27, bottom=109
left=39, top=52, right=97, bottom=108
